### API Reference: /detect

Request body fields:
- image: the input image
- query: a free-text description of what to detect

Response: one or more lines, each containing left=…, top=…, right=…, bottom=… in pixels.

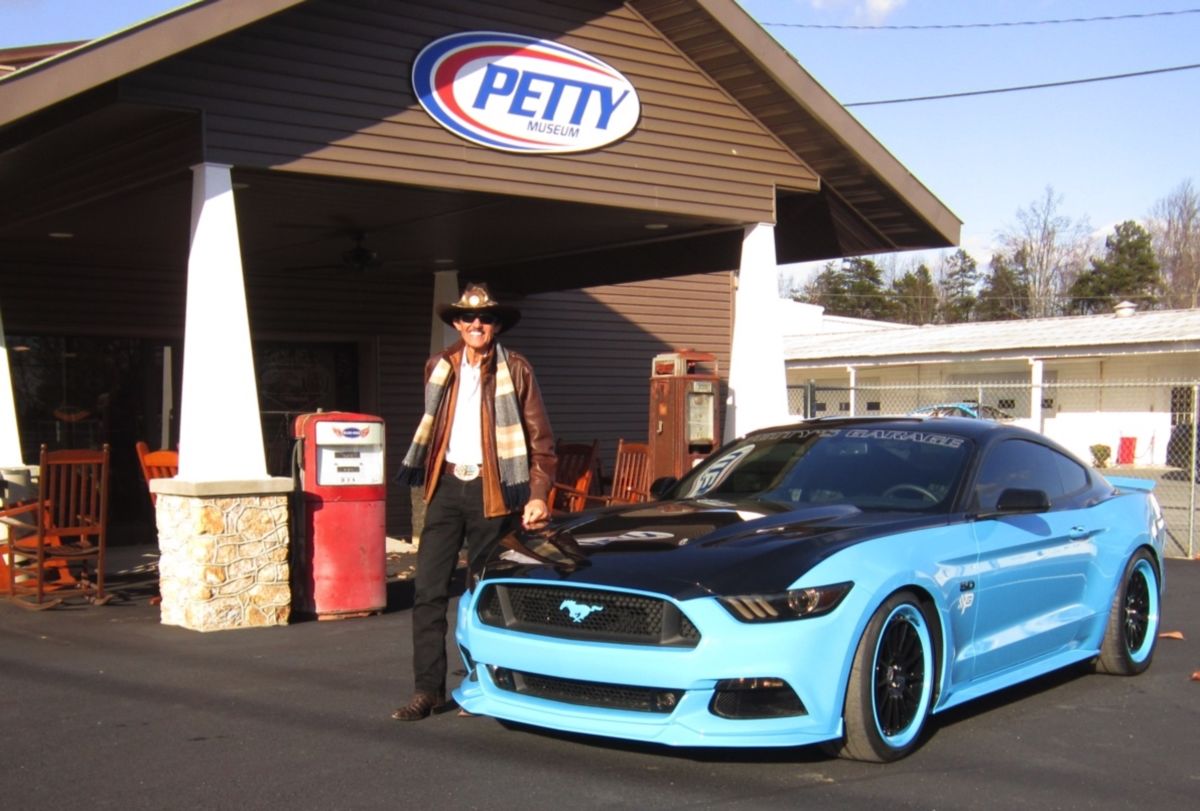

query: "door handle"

left=1069, top=526, right=1100, bottom=540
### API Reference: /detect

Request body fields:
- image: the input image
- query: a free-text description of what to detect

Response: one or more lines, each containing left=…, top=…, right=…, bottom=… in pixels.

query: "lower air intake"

left=489, top=667, right=682, bottom=714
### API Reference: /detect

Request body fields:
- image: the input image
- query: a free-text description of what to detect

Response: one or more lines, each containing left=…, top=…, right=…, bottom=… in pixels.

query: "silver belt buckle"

left=452, top=463, right=480, bottom=481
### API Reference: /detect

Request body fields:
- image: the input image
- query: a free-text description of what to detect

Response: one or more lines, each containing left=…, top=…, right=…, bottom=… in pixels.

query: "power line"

left=762, top=8, right=1200, bottom=30
left=845, top=63, right=1200, bottom=107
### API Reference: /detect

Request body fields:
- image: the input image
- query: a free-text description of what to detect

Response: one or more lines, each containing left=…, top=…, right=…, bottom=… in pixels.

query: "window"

left=974, top=439, right=1088, bottom=512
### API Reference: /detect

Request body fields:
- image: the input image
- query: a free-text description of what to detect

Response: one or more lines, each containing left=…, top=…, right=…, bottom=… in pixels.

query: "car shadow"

left=487, top=660, right=1095, bottom=764
left=929, top=660, right=1094, bottom=729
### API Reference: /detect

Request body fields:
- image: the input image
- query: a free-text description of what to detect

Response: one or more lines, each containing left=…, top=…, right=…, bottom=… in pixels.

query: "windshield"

left=674, top=426, right=973, bottom=512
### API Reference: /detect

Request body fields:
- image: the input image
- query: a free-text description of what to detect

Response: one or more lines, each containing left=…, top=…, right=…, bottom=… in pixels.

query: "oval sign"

left=412, top=31, right=640, bottom=154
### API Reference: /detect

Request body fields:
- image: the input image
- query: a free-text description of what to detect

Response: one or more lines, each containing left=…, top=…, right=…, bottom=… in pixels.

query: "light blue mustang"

left=454, top=417, right=1166, bottom=761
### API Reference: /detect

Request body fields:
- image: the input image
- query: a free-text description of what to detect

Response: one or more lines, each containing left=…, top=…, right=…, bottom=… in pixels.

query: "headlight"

left=719, top=582, right=853, bottom=622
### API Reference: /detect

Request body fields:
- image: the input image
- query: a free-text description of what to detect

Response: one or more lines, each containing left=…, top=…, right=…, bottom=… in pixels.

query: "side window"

left=1052, top=451, right=1090, bottom=496
left=974, top=439, right=1067, bottom=512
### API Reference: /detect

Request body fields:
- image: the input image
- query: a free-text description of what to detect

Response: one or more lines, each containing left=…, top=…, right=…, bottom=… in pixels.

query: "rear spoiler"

left=1104, top=475, right=1156, bottom=493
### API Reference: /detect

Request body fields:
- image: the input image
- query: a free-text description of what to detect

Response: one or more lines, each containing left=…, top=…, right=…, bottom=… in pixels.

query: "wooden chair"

left=135, top=440, right=179, bottom=506
left=551, top=439, right=653, bottom=510
left=606, top=439, right=653, bottom=505
left=547, top=439, right=600, bottom=514
left=0, top=444, right=111, bottom=609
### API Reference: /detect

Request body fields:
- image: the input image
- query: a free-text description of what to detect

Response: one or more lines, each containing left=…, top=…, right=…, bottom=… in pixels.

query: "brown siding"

left=0, top=261, right=728, bottom=537
left=0, top=254, right=434, bottom=536
left=0, top=260, right=187, bottom=337
left=500, top=271, right=731, bottom=474
left=120, top=0, right=817, bottom=224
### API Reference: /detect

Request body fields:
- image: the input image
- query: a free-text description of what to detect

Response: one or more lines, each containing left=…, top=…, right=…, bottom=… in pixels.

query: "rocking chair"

left=547, top=439, right=653, bottom=510
left=0, top=444, right=111, bottom=609
left=135, top=440, right=179, bottom=506
left=547, top=439, right=600, bottom=514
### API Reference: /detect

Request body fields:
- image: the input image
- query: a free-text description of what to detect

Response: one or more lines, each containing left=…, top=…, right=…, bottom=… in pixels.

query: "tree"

left=1067, top=221, right=1161, bottom=314
left=889, top=262, right=939, bottom=324
left=937, top=249, right=980, bottom=323
left=801, top=260, right=843, bottom=308
left=996, top=187, right=1093, bottom=318
left=800, top=257, right=895, bottom=320
left=977, top=250, right=1031, bottom=321
left=1147, top=179, right=1200, bottom=309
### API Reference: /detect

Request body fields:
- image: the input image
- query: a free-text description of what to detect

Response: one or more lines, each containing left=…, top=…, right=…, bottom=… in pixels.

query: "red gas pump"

left=292, top=411, right=386, bottom=619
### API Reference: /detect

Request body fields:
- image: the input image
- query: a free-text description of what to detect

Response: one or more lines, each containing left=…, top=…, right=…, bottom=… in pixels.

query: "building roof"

left=0, top=41, right=86, bottom=74
left=783, top=307, right=1200, bottom=367
left=0, top=0, right=958, bottom=276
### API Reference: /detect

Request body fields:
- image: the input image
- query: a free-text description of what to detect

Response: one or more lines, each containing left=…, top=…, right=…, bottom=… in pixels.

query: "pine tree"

left=938, top=249, right=980, bottom=323
left=1068, top=221, right=1161, bottom=314
left=977, top=251, right=1031, bottom=321
left=801, top=258, right=895, bottom=320
left=890, top=263, right=938, bottom=324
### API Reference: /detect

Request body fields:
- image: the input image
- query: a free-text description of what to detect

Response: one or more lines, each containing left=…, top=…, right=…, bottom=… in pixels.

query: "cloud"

left=807, top=0, right=908, bottom=24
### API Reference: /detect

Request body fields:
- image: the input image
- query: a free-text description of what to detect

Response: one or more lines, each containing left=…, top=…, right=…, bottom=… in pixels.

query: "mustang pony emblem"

left=559, top=600, right=604, bottom=623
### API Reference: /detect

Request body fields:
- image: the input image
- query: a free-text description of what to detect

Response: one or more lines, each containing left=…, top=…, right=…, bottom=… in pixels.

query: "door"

left=967, top=438, right=1098, bottom=681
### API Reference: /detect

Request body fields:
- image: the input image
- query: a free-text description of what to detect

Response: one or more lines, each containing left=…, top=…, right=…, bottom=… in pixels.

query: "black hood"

left=481, top=498, right=951, bottom=599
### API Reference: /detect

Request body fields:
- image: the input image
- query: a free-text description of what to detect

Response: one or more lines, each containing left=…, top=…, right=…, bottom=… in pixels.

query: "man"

left=392, top=283, right=556, bottom=721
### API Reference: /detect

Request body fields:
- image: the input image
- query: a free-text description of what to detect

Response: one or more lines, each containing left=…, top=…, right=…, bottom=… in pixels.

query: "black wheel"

left=1096, top=550, right=1160, bottom=675
left=832, top=591, right=936, bottom=762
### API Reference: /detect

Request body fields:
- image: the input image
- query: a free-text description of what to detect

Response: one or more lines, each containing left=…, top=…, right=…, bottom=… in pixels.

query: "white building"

left=783, top=303, right=1200, bottom=468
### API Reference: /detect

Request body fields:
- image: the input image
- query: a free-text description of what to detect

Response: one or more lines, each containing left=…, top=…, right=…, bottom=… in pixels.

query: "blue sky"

left=3, top=0, right=1197, bottom=276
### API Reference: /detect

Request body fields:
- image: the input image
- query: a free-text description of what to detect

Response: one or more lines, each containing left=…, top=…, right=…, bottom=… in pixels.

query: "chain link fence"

left=787, top=379, right=1199, bottom=559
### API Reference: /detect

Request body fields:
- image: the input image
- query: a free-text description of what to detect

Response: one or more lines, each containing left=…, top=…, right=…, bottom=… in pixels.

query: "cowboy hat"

left=436, top=282, right=521, bottom=330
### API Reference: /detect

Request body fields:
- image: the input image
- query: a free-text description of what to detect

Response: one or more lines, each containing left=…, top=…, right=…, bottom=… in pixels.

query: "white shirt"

left=444, top=354, right=483, bottom=465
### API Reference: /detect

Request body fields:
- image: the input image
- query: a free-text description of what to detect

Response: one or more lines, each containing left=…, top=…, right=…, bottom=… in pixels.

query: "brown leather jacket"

left=420, top=341, right=556, bottom=518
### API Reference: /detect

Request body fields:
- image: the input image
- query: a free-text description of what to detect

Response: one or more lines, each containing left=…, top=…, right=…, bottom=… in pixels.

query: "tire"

left=833, top=591, right=937, bottom=763
left=1096, top=549, right=1160, bottom=675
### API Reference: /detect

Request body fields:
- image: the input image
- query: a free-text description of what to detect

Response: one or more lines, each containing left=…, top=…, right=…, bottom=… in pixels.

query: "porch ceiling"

left=0, top=101, right=748, bottom=295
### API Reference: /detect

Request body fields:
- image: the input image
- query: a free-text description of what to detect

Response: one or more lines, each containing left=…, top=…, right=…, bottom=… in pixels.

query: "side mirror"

left=649, top=476, right=678, bottom=500
left=994, top=487, right=1050, bottom=514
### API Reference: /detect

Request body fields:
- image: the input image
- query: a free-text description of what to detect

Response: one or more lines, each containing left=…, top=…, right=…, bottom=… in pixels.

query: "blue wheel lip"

left=872, top=603, right=934, bottom=749
left=1127, top=558, right=1159, bottom=664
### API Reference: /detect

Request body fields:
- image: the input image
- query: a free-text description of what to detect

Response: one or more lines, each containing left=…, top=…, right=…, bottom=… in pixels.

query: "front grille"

left=489, top=667, right=682, bottom=714
left=476, top=584, right=700, bottom=647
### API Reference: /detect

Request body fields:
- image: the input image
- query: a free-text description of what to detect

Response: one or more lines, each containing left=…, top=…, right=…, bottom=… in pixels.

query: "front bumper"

left=453, top=580, right=852, bottom=748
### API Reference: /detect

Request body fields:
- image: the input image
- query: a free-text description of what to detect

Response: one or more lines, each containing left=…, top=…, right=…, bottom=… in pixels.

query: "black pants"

left=411, top=475, right=511, bottom=696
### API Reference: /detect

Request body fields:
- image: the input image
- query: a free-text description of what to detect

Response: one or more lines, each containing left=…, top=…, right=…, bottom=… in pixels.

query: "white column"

left=176, top=163, right=268, bottom=482
left=724, top=222, right=789, bottom=442
left=0, top=310, right=24, bottom=466
left=1029, top=358, right=1044, bottom=433
left=847, top=366, right=857, bottom=416
left=430, top=270, right=459, bottom=354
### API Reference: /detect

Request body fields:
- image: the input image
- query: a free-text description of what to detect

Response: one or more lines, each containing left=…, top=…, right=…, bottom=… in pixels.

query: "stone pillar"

left=154, top=481, right=294, bottom=631
left=724, top=222, right=789, bottom=442
left=155, top=163, right=295, bottom=631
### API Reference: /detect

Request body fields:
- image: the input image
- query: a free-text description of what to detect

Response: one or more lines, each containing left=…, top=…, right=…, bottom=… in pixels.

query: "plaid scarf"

left=396, top=344, right=530, bottom=511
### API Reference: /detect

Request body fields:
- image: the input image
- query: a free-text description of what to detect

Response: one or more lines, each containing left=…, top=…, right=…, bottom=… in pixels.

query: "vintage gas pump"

left=648, top=350, right=720, bottom=481
left=291, top=411, right=386, bottom=619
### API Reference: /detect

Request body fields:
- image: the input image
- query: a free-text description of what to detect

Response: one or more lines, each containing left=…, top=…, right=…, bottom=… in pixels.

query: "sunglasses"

left=456, top=312, right=499, bottom=326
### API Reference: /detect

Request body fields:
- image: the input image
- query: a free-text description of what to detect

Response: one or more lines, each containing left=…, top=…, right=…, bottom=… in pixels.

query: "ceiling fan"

left=340, top=232, right=380, bottom=273
left=278, top=231, right=382, bottom=274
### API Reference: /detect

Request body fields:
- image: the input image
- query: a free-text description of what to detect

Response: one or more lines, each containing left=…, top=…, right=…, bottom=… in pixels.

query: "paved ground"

left=1, top=550, right=1198, bottom=810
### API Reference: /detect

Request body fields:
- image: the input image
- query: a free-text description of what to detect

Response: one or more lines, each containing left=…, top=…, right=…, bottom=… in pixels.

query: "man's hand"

left=522, top=498, right=550, bottom=529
